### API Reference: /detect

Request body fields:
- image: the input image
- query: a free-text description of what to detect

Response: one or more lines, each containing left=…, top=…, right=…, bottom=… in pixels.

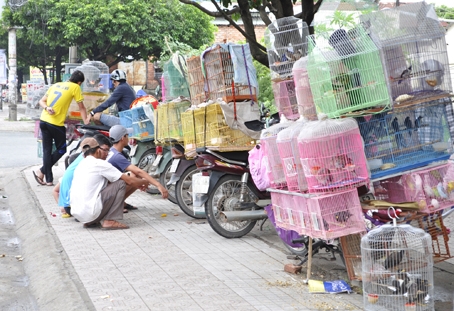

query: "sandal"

left=101, top=220, right=129, bottom=230
left=123, top=209, right=128, bottom=213
left=32, top=171, right=46, bottom=185
left=124, top=203, right=138, bottom=210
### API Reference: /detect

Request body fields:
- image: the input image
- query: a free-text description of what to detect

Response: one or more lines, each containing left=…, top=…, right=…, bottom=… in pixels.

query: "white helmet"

left=110, top=69, right=127, bottom=81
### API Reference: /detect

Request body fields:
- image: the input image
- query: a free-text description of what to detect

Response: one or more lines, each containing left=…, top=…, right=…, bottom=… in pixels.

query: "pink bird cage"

left=261, top=121, right=295, bottom=189
left=276, top=118, right=309, bottom=192
left=297, top=115, right=369, bottom=194
left=270, top=190, right=311, bottom=236
left=293, top=56, right=317, bottom=121
left=272, top=79, right=299, bottom=120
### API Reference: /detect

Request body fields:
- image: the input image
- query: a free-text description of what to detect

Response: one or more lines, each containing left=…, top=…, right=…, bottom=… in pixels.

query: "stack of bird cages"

left=339, top=233, right=364, bottom=281
left=297, top=116, right=369, bottom=194
left=155, top=98, right=192, bottom=143
left=271, top=79, right=299, bottom=120
left=372, top=162, right=454, bottom=213
left=269, top=188, right=365, bottom=240
left=360, top=2, right=452, bottom=102
left=265, top=16, right=309, bottom=81
left=276, top=119, right=309, bottom=192
left=357, top=100, right=453, bottom=180
left=130, top=104, right=155, bottom=141
left=162, top=55, right=190, bottom=101
left=261, top=121, right=295, bottom=189
left=204, top=44, right=257, bottom=102
left=187, top=55, right=208, bottom=105
left=306, top=25, right=391, bottom=118
left=293, top=56, right=317, bottom=121
left=181, top=102, right=258, bottom=157
left=361, top=223, right=434, bottom=311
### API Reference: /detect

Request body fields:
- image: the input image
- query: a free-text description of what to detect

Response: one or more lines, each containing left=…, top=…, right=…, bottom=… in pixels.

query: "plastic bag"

left=248, top=144, right=270, bottom=191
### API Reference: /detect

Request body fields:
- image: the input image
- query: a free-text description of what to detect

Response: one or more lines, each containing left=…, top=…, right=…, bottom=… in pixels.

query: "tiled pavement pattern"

left=25, top=164, right=365, bottom=311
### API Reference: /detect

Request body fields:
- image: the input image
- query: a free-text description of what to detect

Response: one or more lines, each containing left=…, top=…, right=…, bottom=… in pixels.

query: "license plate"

left=152, top=154, right=163, bottom=167
left=192, top=173, right=210, bottom=194
left=130, top=145, right=138, bottom=157
left=169, top=159, right=180, bottom=173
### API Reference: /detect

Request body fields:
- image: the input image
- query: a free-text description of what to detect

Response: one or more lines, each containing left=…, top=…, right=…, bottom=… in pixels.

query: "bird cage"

left=360, top=2, right=452, bottom=102
left=187, top=55, right=208, bottom=105
left=76, top=64, right=101, bottom=93
left=272, top=79, right=299, bottom=120
left=340, top=233, right=364, bottom=281
left=276, top=118, right=309, bottom=192
left=181, top=106, right=207, bottom=157
left=155, top=98, right=192, bottom=143
left=130, top=104, right=154, bottom=141
left=361, top=223, right=434, bottom=311
left=264, top=16, right=309, bottom=81
left=306, top=25, right=391, bottom=118
left=373, top=169, right=453, bottom=212
left=162, top=54, right=190, bottom=101
left=293, top=56, right=317, bottom=121
left=261, top=121, right=295, bottom=189
left=357, top=99, right=453, bottom=180
left=297, top=115, right=369, bottom=194
left=204, top=43, right=257, bottom=102
left=270, top=188, right=365, bottom=240
left=83, top=60, right=109, bottom=93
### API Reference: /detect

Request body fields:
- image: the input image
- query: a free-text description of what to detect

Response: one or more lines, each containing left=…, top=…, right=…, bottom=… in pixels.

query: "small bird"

left=398, top=65, right=412, bottom=84
left=392, top=117, right=406, bottom=149
left=424, top=175, right=434, bottom=197
left=437, top=182, right=448, bottom=199
left=392, top=117, right=400, bottom=133
left=414, top=116, right=423, bottom=130
left=334, top=210, right=352, bottom=223
left=315, top=167, right=333, bottom=186
left=404, top=116, right=413, bottom=137
left=383, top=250, right=405, bottom=270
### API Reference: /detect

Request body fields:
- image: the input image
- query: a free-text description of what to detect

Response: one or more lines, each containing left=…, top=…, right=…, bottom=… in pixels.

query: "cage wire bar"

left=265, top=17, right=309, bottom=81
left=187, top=56, right=208, bottom=105
left=307, top=25, right=391, bottom=118
left=360, top=2, right=452, bottom=102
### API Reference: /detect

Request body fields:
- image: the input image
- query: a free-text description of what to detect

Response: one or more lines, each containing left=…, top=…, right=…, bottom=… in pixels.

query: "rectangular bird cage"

left=155, top=99, right=192, bottom=144
left=361, top=224, right=434, bottom=311
left=187, top=56, right=208, bottom=105
left=307, top=25, right=391, bottom=118
left=272, top=79, right=299, bottom=121
left=261, top=122, right=295, bottom=189
left=276, top=120, right=308, bottom=192
left=181, top=103, right=258, bottom=156
left=162, top=56, right=190, bottom=101
left=130, top=105, right=154, bottom=141
left=360, top=2, right=452, bottom=102
left=339, top=233, right=364, bottom=281
left=119, top=109, right=133, bottom=129
left=265, top=16, right=309, bottom=81
left=373, top=163, right=454, bottom=214
left=358, top=100, right=453, bottom=180
left=293, top=56, right=317, bottom=121
left=204, top=44, right=257, bottom=103
left=270, top=189, right=365, bottom=240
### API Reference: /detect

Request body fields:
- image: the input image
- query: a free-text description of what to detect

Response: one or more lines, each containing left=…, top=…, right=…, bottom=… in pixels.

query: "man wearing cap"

left=52, top=134, right=112, bottom=218
left=70, top=136, right=149, bottom=229
left=107, top=124, right=168, bottom=209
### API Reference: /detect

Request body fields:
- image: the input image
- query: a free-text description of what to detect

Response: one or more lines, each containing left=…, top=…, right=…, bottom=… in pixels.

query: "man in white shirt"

left=70, top=137, right=149, bottom=230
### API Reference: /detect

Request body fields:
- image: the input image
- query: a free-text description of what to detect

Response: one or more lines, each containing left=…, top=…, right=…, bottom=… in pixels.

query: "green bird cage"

left=307, top=25, right=391, bottom=118
left=162, top=53, right=191, bottom=101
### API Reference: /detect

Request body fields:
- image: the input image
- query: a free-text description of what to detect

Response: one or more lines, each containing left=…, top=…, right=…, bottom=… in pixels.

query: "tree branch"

left=178, top=0, right=240, bottom=17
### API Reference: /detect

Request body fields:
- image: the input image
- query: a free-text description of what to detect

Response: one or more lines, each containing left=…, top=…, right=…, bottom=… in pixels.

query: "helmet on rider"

left=110, top=69, right=127, bottom=82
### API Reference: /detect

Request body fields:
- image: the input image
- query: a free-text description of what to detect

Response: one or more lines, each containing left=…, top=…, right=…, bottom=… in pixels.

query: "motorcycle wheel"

left=175, top=165, right=204, bottom=219
left=160, top=161, right=177, bottom=204
left=137, top=148, right=160, bottom=194
left=273, top=227, right=308, bottom=257
left=205, top=175, right=258, bottom=238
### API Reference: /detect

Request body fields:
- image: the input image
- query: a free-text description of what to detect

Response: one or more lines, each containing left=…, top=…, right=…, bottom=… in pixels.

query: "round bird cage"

left=260, top=121, right=295, bottom=189
left=83, top=60, right=110, bottom=93
left=265, top=17, right=309, bottom=81
left=76, top=64, right=101, bottom=93
left=297, top=115, right=369, bottom=193
left=292, top=56, right=317, bottom=121
left=361, top=222, right=434, bottom=311
left=276, top=118, right=309, bottom=192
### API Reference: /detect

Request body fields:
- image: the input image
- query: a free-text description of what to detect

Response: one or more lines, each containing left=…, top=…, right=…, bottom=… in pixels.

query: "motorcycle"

left=168, top=143, right=201, bottom=218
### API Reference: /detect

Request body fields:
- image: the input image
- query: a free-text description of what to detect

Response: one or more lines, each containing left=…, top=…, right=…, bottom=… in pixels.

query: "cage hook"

left=387, top=206, right=400, bottom=227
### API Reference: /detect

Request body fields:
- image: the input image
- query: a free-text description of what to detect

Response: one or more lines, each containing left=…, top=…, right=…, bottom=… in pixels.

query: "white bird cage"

left=76, top=64, right=101, bottom=93
left=83, top=60, right=110, bottom=93
left=360, top=2, right=452, bottom=102
left=261, top=121, right=295, bottom=189
left=265, top=17, right=309, bottom=81
left=361, top=223, right=434, bottom=311
left=297, top=115, right=369, bottom=194
left=276, top=118, right=309, bottom=192
left=293, top=56, right=317, bottom=121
